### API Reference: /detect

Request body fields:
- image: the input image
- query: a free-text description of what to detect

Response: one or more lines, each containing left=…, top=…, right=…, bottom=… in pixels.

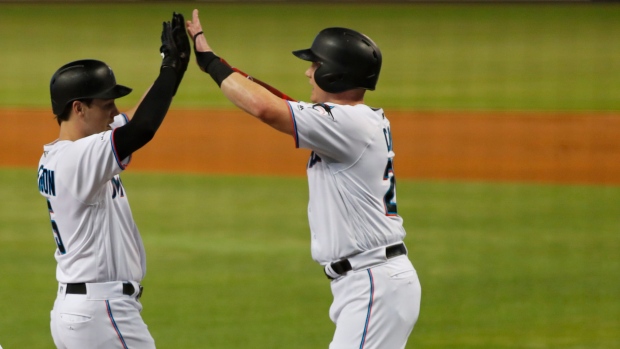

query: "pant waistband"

left=324, top=243, right=408, bottom=280
left=59, top=281, right=143, bottom=300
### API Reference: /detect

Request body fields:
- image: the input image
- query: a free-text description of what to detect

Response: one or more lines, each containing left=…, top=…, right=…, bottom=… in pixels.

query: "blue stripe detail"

left=110, top=128, right=132, bottom=170
left=287, top=101, right=300, bottom=148
left=106, top=300, right=128, bottom=349
left=110, top=130, right=125, bottom=170
left=110, top=114, right=132, bottom=170
left=359, top=269, right=375, bottom=349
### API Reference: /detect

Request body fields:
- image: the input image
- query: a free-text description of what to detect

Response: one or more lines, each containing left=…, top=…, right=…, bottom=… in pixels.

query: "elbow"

left=246, top=98, right=292, bottom=135
left=137, top=127, right=156, bottom=144
left=252, top=101, right=280, bottom=125
left=255, top=108, right=276, bottom=125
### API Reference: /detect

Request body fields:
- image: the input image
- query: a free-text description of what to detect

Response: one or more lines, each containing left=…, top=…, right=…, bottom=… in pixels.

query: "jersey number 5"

left=47, top=199, right=66, bottom=254
left=383, top=127, right=398, bottom=216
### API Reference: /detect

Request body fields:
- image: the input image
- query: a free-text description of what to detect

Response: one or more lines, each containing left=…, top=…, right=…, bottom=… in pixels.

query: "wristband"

left=195, top=51, right=234, bottom=87
left=195, top=51, right=218, bottom=72
left=193, top=31, right=204, bottom=42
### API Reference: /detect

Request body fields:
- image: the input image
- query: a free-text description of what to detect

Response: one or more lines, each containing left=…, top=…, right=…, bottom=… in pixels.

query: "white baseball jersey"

left=288, top=101, right=406, bottom=264
left=37, top=114, right=146, bottom=284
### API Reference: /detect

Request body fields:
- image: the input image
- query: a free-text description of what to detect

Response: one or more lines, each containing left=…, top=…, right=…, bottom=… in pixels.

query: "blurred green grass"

left=2, top=168, right=619, bottom=348
left=2, top=3, right=620, bottom=349
left=0, top=3, right=619, bottom=111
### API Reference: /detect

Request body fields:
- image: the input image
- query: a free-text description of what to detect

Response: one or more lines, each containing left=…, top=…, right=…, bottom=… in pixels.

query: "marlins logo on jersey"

left=311, top=103, right=335, bottom=119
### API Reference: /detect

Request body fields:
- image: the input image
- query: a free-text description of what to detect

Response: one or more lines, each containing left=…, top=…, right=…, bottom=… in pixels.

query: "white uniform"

left=38, top=114, right=155, bottom=349
left=289, top=101, right=422, bottom=349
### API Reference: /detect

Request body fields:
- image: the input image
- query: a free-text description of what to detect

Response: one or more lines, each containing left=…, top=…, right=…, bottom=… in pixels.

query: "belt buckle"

left=136, top=285, right=144, bottom=300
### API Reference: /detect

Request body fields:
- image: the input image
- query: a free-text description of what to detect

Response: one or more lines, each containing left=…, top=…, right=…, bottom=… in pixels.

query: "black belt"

left=66, top=282, right=143, bottom=299
left=325, top=243, right=407, bottom=280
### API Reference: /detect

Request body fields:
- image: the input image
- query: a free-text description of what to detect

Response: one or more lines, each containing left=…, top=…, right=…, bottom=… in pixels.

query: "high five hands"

left=185, top=9, right=213, bottom=54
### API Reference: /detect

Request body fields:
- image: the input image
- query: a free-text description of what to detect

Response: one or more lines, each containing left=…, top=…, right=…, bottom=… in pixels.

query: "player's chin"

left=310, top=89, right=318, bottom=103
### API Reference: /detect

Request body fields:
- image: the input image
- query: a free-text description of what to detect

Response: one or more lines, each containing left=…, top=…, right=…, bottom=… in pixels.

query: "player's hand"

left=186, top=9, right=213, bottom=53
left=160, top=20, right=182, bottom=73
left=172, top=12, right=191, bottom=72
left=170, top=12, right=190, bottom=95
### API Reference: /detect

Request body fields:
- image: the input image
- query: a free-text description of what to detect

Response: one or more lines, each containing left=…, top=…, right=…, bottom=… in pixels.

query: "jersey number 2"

left=383, top=127, right=398, bottom=216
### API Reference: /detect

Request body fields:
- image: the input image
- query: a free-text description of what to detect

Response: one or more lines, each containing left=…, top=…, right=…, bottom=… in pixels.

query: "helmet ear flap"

left=315, top=70, right=346, bottom=93
left=314, top=63, right=353, bottom=93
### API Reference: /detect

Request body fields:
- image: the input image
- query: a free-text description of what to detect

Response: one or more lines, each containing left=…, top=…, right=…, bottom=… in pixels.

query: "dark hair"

left=55, top=98, right=93, bottom=125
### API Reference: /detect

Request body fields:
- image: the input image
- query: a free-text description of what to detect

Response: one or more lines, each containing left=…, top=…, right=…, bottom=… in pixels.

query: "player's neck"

left=321, top=89, right=365, bottom=106
left=58, top=122, right=86, bottom=141
left=326, top=97, right=365, bottom=106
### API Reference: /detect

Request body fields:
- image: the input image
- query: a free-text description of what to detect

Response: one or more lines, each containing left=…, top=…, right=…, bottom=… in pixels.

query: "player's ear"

left=72, top=101, right=84, bottom=117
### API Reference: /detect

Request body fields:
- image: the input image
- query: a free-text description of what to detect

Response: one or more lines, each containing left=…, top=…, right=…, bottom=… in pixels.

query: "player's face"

left=81, top=99, right=119, bottom=135
left=306, top=62, right=325, bottom=103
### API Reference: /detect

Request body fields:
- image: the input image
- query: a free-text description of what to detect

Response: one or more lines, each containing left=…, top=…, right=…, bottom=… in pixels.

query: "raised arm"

left=113, top=13, right=191, bottom=160
left=186, top=9, right=294, bottom=136
left=123, top=85, right=151, bottom=120
left=124, top=13, right=190, bottom=120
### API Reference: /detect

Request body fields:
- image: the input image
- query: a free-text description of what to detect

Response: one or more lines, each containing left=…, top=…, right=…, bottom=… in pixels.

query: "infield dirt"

left=3, top=109, right=619, bottom=185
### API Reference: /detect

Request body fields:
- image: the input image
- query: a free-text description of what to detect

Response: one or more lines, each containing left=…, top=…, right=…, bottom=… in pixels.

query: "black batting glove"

left=160, top=21, right=181, bottom=75
left=172, top=12, right=190, bottom=70
left=170, top=12, right=190, bottom=95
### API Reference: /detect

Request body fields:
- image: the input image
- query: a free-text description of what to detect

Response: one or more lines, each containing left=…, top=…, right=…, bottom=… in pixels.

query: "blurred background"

left=0, top=1, right=619, bottom=348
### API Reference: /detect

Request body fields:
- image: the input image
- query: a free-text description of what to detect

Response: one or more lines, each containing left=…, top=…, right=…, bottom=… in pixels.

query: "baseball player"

left=37, top=13, right=190, bottom=349
left=186, top=9, right=421, bottom=349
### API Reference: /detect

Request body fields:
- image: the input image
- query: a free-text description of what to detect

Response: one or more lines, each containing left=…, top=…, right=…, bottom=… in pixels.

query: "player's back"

left=292, top=102, right=405, bottom=263
left=38, top=133, right=146, bottom=284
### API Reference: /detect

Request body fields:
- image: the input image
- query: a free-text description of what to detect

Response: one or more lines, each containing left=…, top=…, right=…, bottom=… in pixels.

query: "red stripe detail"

left=110, top=129, right=127, bottom=170
left=106, top=300, right=128, bottom=349
left=286, top=101, right=299, bottom=148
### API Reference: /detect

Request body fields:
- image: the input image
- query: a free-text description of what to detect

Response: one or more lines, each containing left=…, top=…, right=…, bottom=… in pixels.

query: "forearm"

left=113, top=67, right=177, bottom=160
left=196, top=51, right=293, bottom=135
left=222, top=73, right=275, bottom=117
left=220, top=74, right=293, bottom=135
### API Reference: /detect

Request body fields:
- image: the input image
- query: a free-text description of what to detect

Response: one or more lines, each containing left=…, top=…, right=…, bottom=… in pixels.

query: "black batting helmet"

left=292, top=27, right=382, bottom=93
left=50, top=59, right=132, bottom=116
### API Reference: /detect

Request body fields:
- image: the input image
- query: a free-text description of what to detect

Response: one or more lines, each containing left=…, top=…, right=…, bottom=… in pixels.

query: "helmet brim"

left=292, top=48, right=319, bottom=62
left=89, top=84, right=132, bottom=100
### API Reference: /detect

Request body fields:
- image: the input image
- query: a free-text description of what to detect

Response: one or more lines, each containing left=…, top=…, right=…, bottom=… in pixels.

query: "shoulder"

left=110, top=114, right=129, bottom=129
left=290, top=101, right=381, bottom=121
left=288, top=101, right=333, bottom=115
left=42, top=139, right=71, bottom=157
left=79, top=130, right=114, bottom=143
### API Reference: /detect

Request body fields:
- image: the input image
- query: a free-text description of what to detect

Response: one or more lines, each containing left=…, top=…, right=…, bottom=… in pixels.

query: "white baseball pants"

left=51, top=282, right=155, bottom=349
left=328, top=256, right=421, bottom=349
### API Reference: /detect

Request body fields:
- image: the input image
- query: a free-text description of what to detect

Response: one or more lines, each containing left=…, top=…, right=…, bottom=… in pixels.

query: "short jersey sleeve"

left=109, top=113, right=129, bottom=130
left=288, top=101, right=379, bottom=164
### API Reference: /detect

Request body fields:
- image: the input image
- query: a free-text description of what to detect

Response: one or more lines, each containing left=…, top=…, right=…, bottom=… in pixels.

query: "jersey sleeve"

left=288, top=101, right=377, bottom=163
left=109, top=113, right=129, bottom=130
left=57, top=114, right=131, bottom=203
left=109, top=113, right=132, bottom=169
